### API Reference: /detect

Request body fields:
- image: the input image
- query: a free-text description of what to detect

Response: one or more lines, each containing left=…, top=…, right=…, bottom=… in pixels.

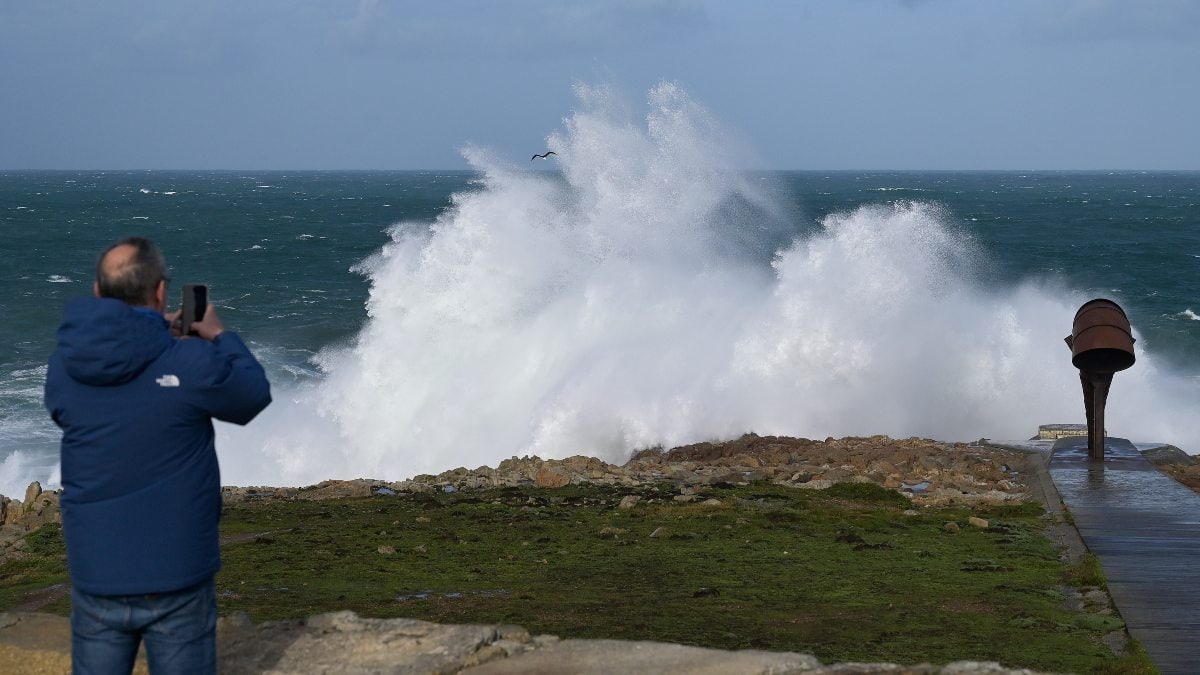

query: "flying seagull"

left=531, top=151, right=557, bottom=161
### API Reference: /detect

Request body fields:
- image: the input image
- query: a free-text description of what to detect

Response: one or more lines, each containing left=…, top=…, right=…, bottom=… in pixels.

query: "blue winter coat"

left=45, top=297, right=271, bottom=595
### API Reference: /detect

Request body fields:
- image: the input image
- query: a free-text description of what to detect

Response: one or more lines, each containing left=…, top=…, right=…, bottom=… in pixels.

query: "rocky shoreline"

left=6, top=434, right=1198, bottom=569
left=221, top=434, right=1037, bottom=509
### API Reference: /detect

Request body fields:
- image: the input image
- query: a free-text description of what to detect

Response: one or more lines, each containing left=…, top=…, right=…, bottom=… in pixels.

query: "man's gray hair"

left=96, top=237, right=168, bottom=306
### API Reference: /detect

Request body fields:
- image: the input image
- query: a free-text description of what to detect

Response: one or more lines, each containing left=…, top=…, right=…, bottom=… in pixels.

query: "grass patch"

left=1065, top=554, right=1107, bottom=588
left=0, top=486, right=1134, bottom=672
left=0, top=524, right=70, bottom=612
left=824, top=481, right=913, bottom=507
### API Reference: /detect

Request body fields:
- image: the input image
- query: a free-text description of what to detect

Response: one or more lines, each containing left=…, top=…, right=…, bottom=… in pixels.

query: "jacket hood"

left=56, top=297, right=173, bottom=386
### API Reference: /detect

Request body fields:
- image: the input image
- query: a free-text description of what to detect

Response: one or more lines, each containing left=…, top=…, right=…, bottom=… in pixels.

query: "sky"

left=1, top=0, right=1198, bottom=170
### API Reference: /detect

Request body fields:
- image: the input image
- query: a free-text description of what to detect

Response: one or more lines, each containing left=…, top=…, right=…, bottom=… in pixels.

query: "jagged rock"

left=391, top=480, right=435, bottom=494
left=0, top=487, right=63, bottom=537
left=23, top=483, right=41, bottom=512
left=534, top=466, right=571, bottom=488
left=296, top=480, right=379, bottom=500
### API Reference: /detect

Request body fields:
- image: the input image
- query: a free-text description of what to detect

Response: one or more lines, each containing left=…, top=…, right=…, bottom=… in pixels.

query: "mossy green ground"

left=0, top=482, right=1152, bottom=673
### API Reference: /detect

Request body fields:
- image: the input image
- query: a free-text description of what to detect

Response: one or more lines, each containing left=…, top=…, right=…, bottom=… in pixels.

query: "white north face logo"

left=156, top=374, right=181, bottom=387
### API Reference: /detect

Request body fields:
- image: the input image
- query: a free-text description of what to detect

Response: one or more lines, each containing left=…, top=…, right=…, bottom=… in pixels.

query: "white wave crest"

left=0, top=450, right=60, bottom=501
left=216, top=83, right=1200, bottom=486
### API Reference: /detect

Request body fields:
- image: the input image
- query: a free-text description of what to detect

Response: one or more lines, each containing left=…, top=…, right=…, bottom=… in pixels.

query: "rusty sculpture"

left=1065, top=299, right=1136, bottom=461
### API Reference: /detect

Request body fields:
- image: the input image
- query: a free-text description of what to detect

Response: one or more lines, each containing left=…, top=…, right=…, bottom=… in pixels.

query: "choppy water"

left=3, top=85, right=1198, bottom=496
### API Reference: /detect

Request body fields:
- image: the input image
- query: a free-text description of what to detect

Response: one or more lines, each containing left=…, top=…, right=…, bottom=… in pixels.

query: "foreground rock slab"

left=229, top=610, right=1056, bottom=672
left=220, top=611, right=1048, bottom=675
left=0, top=610, right=1053, bottom=675
left=463, top=638, right=1043, bottom=675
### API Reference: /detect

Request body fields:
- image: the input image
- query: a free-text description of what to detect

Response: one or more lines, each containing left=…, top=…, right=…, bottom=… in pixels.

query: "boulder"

left=23, top=482, right=42, bottom=511
left=18, top=492, right=61, bottom=529
left=296, top=480, right=379, bottom=500
left=534, top=467, right=571, bottom=489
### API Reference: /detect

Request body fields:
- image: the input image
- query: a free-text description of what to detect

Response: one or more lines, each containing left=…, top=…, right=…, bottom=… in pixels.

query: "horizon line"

left=3, top=167, right=1199, bottom=173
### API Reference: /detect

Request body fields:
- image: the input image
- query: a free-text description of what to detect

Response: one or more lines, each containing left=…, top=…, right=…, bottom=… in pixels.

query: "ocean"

left=3, top=96, right=1199, bottom=498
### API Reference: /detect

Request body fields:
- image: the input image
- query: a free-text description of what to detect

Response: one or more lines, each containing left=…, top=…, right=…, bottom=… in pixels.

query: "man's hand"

left=189, top=304, right=225, bottom=341
left=164, top=309, right=183, bottom=337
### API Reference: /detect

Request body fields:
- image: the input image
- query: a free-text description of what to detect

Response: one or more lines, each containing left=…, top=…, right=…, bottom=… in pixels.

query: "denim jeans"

left=71, top=577, right=216, bottom=675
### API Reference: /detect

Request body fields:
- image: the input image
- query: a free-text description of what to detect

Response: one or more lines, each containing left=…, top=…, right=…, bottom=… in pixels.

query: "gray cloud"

left=328, top=0, right=709, bottom=60
left=1023, top=0, right=1200, bottom=44
left=0, top=0, right=1196, bottom=169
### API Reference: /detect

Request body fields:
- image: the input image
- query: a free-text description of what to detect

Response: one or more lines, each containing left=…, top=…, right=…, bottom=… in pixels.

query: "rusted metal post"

left=1066, top=299, right=1135, bottom=462
left=1080, top=371, right=1113, bottom=461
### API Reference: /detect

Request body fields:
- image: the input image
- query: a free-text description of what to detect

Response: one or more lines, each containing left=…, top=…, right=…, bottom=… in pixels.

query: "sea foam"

left=215, top=82, right=1200, bottom=486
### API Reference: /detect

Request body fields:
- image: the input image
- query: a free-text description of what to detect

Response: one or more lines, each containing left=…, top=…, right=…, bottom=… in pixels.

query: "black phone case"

left=181, top=284, right=208, bottom=336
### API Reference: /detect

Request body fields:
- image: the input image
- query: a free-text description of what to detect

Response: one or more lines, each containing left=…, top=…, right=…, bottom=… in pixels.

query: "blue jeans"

left=71, top=578, right=216, bottom=675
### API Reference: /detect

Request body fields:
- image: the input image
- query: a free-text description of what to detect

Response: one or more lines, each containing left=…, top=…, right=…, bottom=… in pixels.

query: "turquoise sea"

left=3, top=168, right=1199, bottom=497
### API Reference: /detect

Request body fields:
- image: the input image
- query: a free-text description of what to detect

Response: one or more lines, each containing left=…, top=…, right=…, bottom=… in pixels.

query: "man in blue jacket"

left=45, top=237, right=272, bottom=674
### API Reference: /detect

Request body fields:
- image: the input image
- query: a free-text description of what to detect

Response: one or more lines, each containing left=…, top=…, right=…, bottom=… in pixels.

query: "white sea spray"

left=215, top=83, right=1200, bottom=486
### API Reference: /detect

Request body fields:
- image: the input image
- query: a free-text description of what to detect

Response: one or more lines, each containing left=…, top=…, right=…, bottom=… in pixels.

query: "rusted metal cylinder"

left=1065, top=298, right=1135, bottom=462
left=1069, top=299, right=1136, bottom=374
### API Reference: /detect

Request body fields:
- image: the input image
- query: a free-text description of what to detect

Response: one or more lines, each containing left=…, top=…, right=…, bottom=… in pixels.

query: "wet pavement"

left=1049, top=436, right=1200, bottom=675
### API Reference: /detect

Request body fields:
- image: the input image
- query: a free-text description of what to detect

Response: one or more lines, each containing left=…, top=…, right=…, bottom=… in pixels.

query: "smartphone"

left=181, top=284, right=208, bottom=336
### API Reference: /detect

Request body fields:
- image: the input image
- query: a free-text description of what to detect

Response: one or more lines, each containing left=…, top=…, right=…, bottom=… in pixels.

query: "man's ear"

left=93, top=282, right=101, bottom=298
left=154, top=279, right=168, bottom=310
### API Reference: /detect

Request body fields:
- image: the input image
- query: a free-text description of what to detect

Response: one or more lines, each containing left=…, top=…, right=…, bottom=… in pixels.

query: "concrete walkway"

left=1049, top=437, right=1200, bottom=675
